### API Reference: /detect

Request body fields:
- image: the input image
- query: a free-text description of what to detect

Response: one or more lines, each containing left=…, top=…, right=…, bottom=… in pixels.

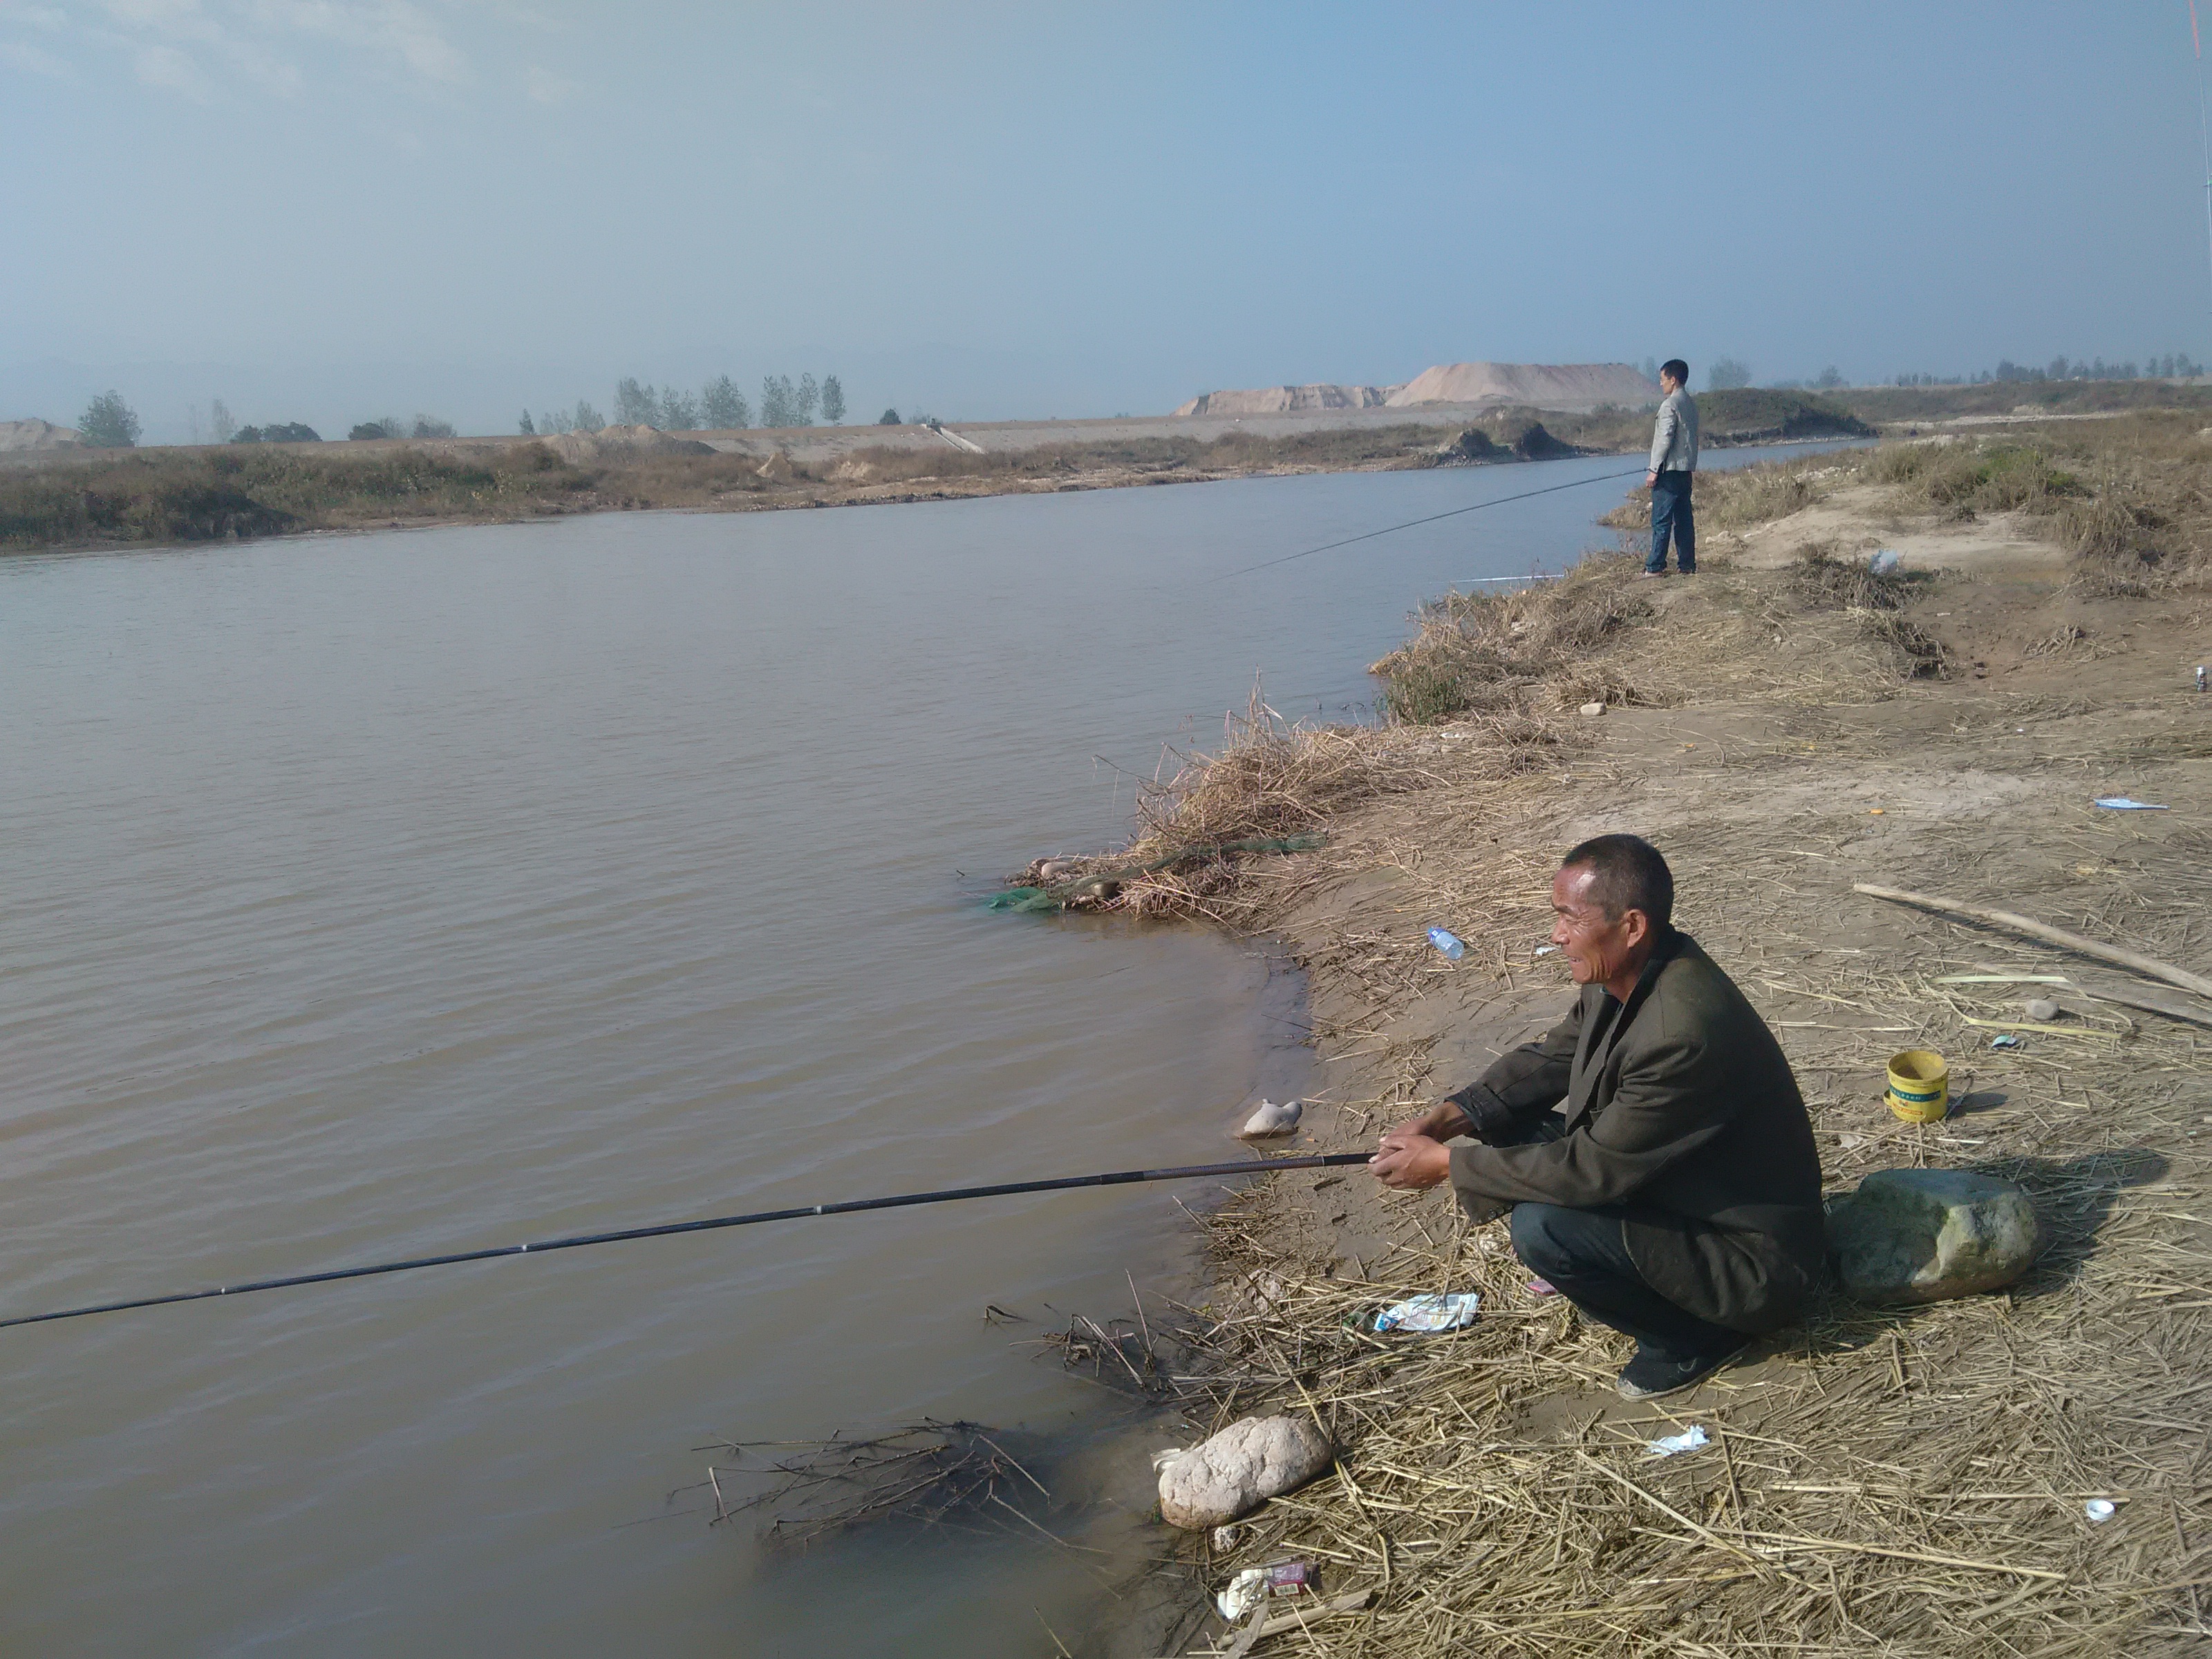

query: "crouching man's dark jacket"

left=1445, top=931, right=1824, bottom=1333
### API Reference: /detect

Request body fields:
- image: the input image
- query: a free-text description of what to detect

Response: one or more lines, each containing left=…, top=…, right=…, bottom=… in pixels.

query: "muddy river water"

left=0, top=449, right=1816, bottom=1653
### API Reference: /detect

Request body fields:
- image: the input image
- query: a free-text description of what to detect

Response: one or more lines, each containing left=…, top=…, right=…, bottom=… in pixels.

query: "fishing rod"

left=1208, top=464, right=1645, bottom=583
left=0, top=1152, right=1374, bottom=1332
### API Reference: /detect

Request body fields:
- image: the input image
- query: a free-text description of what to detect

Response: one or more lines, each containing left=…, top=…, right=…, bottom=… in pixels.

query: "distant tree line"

left=1705, top=357, right=1754, bottom=391
left=523, top=372, right=846, bottom=436
left=1982, top=353, right=2204, bottom=384
left=1709, top=352, right=2211, bottom=393
left=342, top=415, right=453, bottom=440
left=73, top=372, right=870, bottom=450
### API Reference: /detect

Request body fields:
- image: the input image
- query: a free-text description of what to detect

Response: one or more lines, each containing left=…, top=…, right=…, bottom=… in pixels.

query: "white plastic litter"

left=1373, top=1292, right=1481, bottom=1333
left=1535, top=946, right=1559, bottom=957
left=1868, top=549, right=1902, bottom=575
left=2094, top=798, right=2169, bottom=811
left=1216, top=1562, right=1315, bottom=1621
left=1217, top=1568, right=1268, bottom=1622
left=1644, top=1425, right=1710, bottom=1458
left=2085, top=1499, right=2117, bottom=1524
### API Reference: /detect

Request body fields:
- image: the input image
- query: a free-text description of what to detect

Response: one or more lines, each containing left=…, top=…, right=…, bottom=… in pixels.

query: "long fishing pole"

left=1208, top=464, right=1644, bottom=583
left=0, top=1152, right=1374, bottom=1333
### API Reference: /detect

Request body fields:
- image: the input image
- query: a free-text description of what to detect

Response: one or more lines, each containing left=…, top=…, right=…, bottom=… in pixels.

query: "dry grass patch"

left=1599, top=452, right=1861, bottom=538
left=1784, top=542, right=1949, bottom=680
left=1162, top=1133, right=2207, bottom=1658
left=1369, top=553, right=1658, bottom=726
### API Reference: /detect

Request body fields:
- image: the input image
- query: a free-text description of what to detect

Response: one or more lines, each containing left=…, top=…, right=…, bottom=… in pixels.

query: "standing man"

left=1644, top=359, right=1699, bottom=576
left=1367, top=835, right=1825, bottom=1399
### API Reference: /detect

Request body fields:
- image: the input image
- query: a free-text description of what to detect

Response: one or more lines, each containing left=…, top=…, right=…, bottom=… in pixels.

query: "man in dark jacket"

left=1369, top=834, right=1824, bottom=1398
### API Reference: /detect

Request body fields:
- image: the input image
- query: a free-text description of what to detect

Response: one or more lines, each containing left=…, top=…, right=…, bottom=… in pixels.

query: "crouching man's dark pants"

left=1509, top=1202, right=1743, bottom=1362
left=1496, top=1113, right=1738, bottom=1362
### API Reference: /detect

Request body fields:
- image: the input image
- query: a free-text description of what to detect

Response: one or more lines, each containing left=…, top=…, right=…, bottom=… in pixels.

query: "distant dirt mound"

left=1510, top=421, right=1576, bottom=460
left=1173, top=384, right=1400, bottom=417
left=540, top=424, right=715, bottom=462
left=1696, top=389, right=1875, bottom=442
left=1385, top=362, right=1658, bottom=411
left=0, top=418, right=83, bottom=453
left=1436, top=428, right=1505, bottom=462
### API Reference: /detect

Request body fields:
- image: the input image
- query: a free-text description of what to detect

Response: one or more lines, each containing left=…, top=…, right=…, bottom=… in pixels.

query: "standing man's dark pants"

left=1649, top=469, right=1695, bottom=574
left=1510, top=1202, right=1743, bottom=1362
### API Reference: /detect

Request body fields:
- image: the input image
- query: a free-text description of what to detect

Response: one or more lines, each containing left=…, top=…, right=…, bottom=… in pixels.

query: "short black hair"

left=1660, top=359, right=1689, bottom=386
left=1561, top=834, right=1674, bottom=930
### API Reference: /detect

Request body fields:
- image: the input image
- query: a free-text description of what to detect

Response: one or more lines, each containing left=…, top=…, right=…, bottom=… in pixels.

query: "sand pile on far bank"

left=1385, top=362, right=1658, bottom=411
left=1175, top=364, right=1660, bottom=418
left=1172, top=384, right=1400, bottom=417
left=0, top=418, right=83, bottom=452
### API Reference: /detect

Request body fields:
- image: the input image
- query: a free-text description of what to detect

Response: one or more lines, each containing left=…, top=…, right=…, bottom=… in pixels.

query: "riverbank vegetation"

left=1028, top=420, right=2212, bottom=930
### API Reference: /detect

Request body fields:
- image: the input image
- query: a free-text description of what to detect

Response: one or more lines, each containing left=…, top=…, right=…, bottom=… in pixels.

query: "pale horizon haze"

left=4, top=1, right=2210, bottom=442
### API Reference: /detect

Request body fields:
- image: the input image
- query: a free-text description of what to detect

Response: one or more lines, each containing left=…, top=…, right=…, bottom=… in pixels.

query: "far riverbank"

left=0, top=389, right=1884, bottom=556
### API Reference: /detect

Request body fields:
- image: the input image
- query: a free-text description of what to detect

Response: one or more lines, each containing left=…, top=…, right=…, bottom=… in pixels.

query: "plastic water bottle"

left=1426, top=925, right=1465, bottom=960
left=2197, top=664, right=2206, bottom=693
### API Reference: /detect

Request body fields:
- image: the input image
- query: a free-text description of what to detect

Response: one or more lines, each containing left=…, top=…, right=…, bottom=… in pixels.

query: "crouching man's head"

left=1551, top=834, right=1674, bottom=998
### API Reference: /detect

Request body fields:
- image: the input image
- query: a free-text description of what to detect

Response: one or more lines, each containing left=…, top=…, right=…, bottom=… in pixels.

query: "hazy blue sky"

left=5, top=1, right=2210, bottom=440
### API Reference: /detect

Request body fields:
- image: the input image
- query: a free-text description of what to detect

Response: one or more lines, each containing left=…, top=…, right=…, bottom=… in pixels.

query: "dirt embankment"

left=1107, top=419, right=2212, bottom=1656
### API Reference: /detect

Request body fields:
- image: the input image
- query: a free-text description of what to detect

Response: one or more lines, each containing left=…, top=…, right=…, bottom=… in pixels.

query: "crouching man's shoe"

left=1616, top=1339, right=1749, bottom=1400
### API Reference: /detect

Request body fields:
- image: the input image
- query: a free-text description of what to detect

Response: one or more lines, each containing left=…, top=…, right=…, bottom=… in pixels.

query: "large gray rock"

left=1828, top=1168, right=2045, bottom=1304
left=1156, top=1415, right=1332, bottom=1530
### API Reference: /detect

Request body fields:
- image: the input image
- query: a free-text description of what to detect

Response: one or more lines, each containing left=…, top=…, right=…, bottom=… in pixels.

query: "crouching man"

left=1369, top=834, right=1824, bottom=1398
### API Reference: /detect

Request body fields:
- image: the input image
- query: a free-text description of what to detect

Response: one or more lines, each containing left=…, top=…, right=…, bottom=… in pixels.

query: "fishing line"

left=0, top=1152, right=1374, bottom=1332
left=1207, top=465, right=1644, bottom=583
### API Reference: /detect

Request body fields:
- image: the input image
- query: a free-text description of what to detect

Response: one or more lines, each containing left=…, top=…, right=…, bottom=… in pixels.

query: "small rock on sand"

left=1579, top=702, right=1606, bottom=718
left=1156, top=1415, right=1332, bottom=1530
left=2023, top=997, right=2061, bottom=1022
left=1827, top=1168, right=2044, bottom=1304
left=1239, top=1099, right=1302, bottom=1138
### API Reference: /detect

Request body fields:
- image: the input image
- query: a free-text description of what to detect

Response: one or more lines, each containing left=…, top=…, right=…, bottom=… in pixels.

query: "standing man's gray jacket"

left=1649, top=388, right=1700, bottom=474
left=1442, top=932, right=1824, bottom=1334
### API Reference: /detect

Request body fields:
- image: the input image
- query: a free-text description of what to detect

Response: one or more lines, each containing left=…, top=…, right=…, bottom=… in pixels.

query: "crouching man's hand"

left=1369, top=1133, right=1452, bottom=1190
left=1374, top=1099, right=1470, bottom=1189
left=1380, top=1100, right=1470, bottom=1154
left=1362, top=1097, right=1468, bottom=1185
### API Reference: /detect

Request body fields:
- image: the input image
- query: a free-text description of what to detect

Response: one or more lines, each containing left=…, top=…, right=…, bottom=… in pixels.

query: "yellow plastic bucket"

left=1886, top=1049, right=1949, bottom=1123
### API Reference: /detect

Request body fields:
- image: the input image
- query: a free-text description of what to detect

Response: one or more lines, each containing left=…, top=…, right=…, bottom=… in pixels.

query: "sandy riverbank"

left=1096, top=415, right=2212, bottom=1655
